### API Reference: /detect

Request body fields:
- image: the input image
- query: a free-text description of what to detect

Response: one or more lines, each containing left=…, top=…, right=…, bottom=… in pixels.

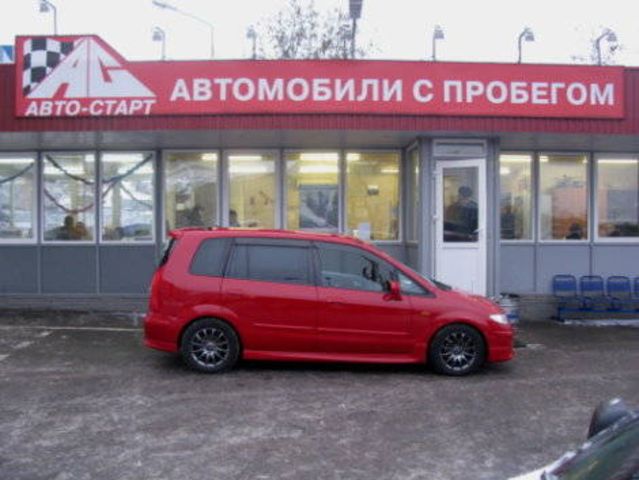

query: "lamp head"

left=607, top=30, right=617, bottom=43
left=433, top=25, right=445, bottom=40
left=152, top=27, right=164, bottom=42
left=349, top=0, right=363, bottom=20
left=523, top=27, right=535, bottom=42
left=39, top=0, right=50, bottom=13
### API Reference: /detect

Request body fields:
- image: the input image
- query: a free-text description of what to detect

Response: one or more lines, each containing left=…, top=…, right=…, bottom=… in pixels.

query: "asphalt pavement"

left=0, top=311, right=638, bottom=480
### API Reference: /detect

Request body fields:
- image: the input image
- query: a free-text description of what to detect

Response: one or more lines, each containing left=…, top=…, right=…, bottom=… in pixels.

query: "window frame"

left=162, top=149, right=222, bottom=241
left=344, top=148, right=403, bottom=244
left=41, top=150, right=97, bottom=245
left=537, top=150, right=591, bottom=244
left=0, top=152, right=38, bottom=245
left=594, top=152, right=639, bottom=244
left=223, top=237, right=315, bottom=287
left=499, top=150, right=535, bottom=244
left=406, top=143, right=420, bottom=245
left=100, top=150, right=156, bottom=245
left=222, top=149, right=281, bottom=229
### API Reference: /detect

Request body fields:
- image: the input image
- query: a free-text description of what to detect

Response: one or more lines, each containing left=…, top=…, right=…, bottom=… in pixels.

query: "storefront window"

left=286, top=152, right=339, bottom=232
left=500, top=153, right=533, bottom=240
left=539, top=154, right=588, bottom=241
left=407, top=148, right=420, bottom=242
left=165, top=152, right=218, bottom=233
left=346, top=151, right=400, bottom=241
left=101, top=152, right=154, bottom=242
left=43, top=153, right=95, bottom=242
left=0, top=155, right=36, bottom=241
left=227, top=152, right=276, bottom=228
left=597, top=156, right=639, bottom=238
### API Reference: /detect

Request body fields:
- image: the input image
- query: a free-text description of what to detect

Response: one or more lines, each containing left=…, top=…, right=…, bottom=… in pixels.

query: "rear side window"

left=190, top=238, right=231, bottom=277
left=159, top=238, right=177, bottom=267
left=226, top=244, right=311, bottom=285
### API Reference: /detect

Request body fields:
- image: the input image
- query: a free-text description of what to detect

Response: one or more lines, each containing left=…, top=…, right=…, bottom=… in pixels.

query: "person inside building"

left=566, top=222, right=583, bottom=240
left=229, top=209, right=240, bottom=227
left=445, top=185, right=478, bottom=242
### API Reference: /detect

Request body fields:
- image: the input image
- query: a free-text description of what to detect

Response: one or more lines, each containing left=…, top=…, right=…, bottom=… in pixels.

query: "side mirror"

left=384, top=280, right=402, bottom=301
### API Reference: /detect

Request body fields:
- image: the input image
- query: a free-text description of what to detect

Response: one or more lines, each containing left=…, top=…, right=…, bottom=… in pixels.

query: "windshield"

left=547, top=415, right=639, bottom=480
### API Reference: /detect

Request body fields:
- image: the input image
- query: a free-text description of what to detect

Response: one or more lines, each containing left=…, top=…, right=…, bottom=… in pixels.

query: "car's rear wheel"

left=429, top=324, right=485, bottom=376
left=180, top=318, right=240, bottom=373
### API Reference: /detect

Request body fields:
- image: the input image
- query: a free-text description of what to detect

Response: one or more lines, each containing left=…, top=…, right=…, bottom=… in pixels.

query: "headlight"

left=489, top=313, right=509, bottom=325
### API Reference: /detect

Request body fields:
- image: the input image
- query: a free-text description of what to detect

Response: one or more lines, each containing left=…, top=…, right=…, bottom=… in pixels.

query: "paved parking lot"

left=0, top=311, right=638, bottom=480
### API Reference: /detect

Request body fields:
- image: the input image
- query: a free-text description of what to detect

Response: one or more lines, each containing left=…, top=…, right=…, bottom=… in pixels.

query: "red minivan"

left=144, top=228, right=514, bottom=376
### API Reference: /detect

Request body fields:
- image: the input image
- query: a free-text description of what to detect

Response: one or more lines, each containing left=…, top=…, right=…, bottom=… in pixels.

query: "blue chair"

left=553, top=274, right=581, bottom=320
left=580, top=275, right=610, bottom=311
left=606, top=276, right=634, bottom=312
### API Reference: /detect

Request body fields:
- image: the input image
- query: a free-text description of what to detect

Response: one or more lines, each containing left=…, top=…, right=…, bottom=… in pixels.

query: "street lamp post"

left=348, top=0, right=363, bottom=59
left=39, top=0, right=58, bottom=35
left=152, top=27, right=166, bottom=60
left=431, top=25, right=444, bottom=61
left=517, top=27, right=535, bottom=63
left=152, top=0, right=214, bottom=59
left=595, top=29, right=617, bottom=65
left=246, top=26, right=257, bottom=60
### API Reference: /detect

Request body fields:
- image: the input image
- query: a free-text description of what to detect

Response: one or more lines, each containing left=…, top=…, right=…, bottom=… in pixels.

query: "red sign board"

left=15, top=35, right=625, bottom=119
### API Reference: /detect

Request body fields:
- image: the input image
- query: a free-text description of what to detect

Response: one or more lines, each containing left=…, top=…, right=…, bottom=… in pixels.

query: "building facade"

left=1, top=35, right=638, bottom=313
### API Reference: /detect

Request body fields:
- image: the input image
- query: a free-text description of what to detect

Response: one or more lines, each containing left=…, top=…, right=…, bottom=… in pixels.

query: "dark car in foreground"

left=144, top=228, right=514, bottom=375
left=511, top=399, right=639, bottom=479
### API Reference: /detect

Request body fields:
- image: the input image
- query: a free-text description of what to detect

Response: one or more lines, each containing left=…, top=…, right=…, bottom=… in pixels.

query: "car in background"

left=144, top=228, right=514, bottom=375
left=511, top=398, right=639, bottom=479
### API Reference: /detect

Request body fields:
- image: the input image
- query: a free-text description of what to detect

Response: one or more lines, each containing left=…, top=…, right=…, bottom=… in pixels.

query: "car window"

left=397, top=272, right=429, bottom=296
left=190, top=238, right=231, bottom=277
left=226, top=244, right=312, bottom=285
left=316, top=243, right=393, bottom=292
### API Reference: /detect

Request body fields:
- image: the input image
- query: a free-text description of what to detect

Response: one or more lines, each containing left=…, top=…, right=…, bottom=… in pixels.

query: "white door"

left=435, top=159, right=487, bottom=295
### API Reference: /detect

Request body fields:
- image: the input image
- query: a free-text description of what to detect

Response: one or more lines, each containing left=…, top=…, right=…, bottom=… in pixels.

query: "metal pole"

left=432, top=34, right=437, bottom=61
left=517, top=32, right=524, bottom=63
left=161, top=36, right=166, bottom=61
left=52, top=3, right=58, bottom=35
left=596, top=35, right=604, bottom=65
left=351, top=18, right=357, bottom=59
left=209, top=25, right=215, bottom=59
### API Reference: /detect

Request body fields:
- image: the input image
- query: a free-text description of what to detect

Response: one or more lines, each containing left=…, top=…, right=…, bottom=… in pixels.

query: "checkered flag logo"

left=22, top=38, right=75, bottom=96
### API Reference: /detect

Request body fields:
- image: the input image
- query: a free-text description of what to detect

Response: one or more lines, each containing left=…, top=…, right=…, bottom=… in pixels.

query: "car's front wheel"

left=428, top=324, right=486, bottom=376
left=180, top=318, right=240, bottom=373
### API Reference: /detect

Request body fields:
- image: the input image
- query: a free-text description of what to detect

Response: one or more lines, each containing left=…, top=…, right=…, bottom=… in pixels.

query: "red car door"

left=222, top=239, right=319, bottom=354
left=314, top=242, right=415, bottom=355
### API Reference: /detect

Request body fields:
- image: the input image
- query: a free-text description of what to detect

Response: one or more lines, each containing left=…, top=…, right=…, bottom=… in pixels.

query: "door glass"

left=226, top=244, right=311, bottom=285
left=443, top=167, right=479, bottom=242
left=317, top=243, right=393, bottom=292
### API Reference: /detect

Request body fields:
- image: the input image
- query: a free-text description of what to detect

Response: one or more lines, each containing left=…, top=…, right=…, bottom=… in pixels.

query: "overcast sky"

left=1, top=0, right=638, bottom=65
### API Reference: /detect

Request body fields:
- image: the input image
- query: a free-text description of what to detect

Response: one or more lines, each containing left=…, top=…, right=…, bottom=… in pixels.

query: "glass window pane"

left=0, top=155, right=36, bottom=241
left=101, top=152, right=154, bottom=242
left=190, top=238, right=231, bottom=277
left=346, top=151, right=400, bottom=241
left=228, top=152, right=276, bottom=228
left=539, top=154, right=588, bottom=240
left=165, top=152, right=217, bottom=232
left=443, top=167, right=479, bottom=242
left=43, top=153, right=95, bottom=242
left=317, top=243, right=393, bottom=292
left=500, top=154, right=533, bottom=240
left=227, top=245, right=310, bottom=285
left=407, top=148, right=420, bottom=242
left=286, top=152, right=339, bottom=232
left=597, top=157, right=639, bottom=238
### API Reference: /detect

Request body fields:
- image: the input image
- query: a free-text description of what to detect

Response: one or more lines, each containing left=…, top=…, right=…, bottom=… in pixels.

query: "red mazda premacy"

left=144, top=228, right=514, bottom=376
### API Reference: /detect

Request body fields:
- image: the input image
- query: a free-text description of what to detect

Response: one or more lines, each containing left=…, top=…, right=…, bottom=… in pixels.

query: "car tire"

left=180, top=318, right=240, bottom=373
left=428, top=324, right=486, bottom=376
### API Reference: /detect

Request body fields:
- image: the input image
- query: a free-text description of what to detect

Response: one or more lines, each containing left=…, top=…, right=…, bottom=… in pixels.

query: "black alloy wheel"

left=429, top=324, right=486, bottom=376
left=180, top=318, right=240, bottom=373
